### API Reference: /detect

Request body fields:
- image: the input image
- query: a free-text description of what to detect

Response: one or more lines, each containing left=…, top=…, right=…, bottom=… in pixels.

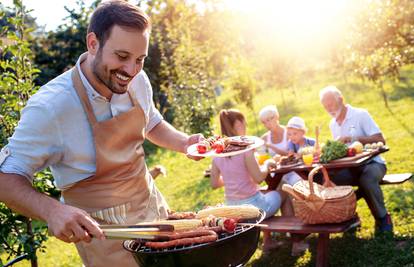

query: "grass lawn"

left=2, top=66, right=414, bottom=266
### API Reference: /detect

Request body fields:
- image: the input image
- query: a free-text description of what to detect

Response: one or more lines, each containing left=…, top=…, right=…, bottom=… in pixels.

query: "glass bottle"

left=349, top=125, right=356, bottom=144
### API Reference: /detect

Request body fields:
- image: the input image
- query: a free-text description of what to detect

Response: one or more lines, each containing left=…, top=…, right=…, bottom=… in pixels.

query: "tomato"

left=347, top=147, right=356, bottom=157
left=223, top=218, right=237, bottom=232
left=214, top=140, right=225, bottom=153
left=197, top=144, right=207, bottom=154
left=215, top=143, right=224, bottom=153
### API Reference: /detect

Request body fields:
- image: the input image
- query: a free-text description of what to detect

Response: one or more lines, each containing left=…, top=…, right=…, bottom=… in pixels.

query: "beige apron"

left=62, top=65, right=169, bottom=267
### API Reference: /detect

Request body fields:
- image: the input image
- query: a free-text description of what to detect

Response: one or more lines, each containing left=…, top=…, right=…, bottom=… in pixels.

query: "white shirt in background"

left=329, top=104, right=385, bottom=165
left=266, top=128, right=289, bottom=156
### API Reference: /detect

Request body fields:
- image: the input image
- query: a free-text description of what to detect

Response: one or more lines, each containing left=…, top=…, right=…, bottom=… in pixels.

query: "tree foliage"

left=344, top=0, right=414, bottom=107
left=346, top=0, right=414, bottom=79
left=32, top=0, right=99, bottom=85
left=144, top=0, right=218, bottom=135
left=0, top=2, right=58, bottom=266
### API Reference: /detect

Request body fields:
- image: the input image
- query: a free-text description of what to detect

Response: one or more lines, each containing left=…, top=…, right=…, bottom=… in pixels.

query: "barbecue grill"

left=123, top=210, right=266, bottom=267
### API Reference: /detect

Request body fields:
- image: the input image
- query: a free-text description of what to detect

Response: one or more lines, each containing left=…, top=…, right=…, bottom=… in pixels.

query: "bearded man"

left=319, top=85, right=392, bottom=233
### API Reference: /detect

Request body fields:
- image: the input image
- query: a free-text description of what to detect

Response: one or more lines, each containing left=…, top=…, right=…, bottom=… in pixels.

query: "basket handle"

left=308, top=165, right=336, bottom=196
left=282, top=184, right=305, bottom=200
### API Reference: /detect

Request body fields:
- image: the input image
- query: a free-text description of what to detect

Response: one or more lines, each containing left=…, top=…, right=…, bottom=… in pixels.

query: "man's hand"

left=185, top=133, right=205, bottom=161
left=336, top=136, right=352, bottom=144
left=46, top=203, right=105, bottom=243
left=0, top=173, right=104, bottom=244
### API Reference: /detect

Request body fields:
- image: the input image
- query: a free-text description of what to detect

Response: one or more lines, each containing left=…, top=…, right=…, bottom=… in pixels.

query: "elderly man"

left=319, top=85, right=392, bottom=233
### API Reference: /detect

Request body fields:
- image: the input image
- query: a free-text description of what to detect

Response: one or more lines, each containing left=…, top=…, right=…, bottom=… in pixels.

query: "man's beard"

left=329, top=107, right=342, bottom=119
left=92, top=50, right=130, bottom=95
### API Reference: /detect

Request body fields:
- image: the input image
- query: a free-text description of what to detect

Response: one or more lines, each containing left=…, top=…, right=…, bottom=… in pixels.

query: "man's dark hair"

left=88, top=0, right=150, bottom=47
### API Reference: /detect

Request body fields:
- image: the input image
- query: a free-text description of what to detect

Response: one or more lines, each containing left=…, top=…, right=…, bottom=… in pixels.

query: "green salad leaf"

left=320, top=140, right=348, bottom=163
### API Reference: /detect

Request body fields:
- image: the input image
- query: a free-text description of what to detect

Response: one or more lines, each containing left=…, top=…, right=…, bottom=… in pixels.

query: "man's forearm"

left=357, top=133, right=385, bottom=145
left=0, top=172, right=61, bottom=222
left=147, top=120, right=188, bottom=153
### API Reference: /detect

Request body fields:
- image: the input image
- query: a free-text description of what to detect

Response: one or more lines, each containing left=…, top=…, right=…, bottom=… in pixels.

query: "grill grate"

left=127, top=224, right=254, bottom=253
left=123, top=211, right=265, bottom=267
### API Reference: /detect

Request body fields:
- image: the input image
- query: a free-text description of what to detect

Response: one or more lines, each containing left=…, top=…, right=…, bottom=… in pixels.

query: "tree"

left=344, top=0, right=414, bottom=110
left=144, top=0, right=256, bottom=135
left=0, top=2, right=36, bottom=32
left=144, top=0, right=217, bottom=135
left=0, top=2, right=58, bottom=266
left=32, top=0, right=99, bottom=85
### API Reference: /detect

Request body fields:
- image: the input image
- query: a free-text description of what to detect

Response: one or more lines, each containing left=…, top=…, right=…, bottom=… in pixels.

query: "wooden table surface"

left=264, top=147, right=388, bottom=190
left=270, top=147, right=389, bottom=175
left=262, top=216, right=361, bottom=234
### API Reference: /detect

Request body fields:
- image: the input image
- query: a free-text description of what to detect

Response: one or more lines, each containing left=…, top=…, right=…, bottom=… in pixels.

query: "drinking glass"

left=257, top=153, right=271, bottom=165
left=302, top=153, right=313, bottom=166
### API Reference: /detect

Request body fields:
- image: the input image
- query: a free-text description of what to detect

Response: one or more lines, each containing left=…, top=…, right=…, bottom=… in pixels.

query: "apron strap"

left=71, top=67, right=98, bottom=125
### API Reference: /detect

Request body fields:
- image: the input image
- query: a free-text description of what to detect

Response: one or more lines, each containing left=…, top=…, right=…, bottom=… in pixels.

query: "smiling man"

left=319, top=85, right=392, bottom=234
left=0, top=1, right=202, bottom=266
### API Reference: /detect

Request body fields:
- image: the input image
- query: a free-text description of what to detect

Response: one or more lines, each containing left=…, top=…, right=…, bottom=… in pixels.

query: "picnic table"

left=261, top=146, right=412, bottom=266
left=262, top=216, right=361, bottom=267
left=265, top=147, right=389, bottom=190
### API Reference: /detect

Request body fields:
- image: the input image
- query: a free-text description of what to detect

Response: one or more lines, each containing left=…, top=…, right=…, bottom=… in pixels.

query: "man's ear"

left=86, top=32, right=100, bottom=55
left=339, top=95, right=345, bottom=105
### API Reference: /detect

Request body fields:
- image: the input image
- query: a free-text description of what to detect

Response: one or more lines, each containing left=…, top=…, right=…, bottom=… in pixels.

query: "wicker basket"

left=282, top=165, right=356, bottom=224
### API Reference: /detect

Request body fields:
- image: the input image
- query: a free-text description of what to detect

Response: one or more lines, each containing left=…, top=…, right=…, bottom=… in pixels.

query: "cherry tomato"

left=215, top=142, right=225, bottom=153
left=347, top=147, right=356, bottom=157
left=197, top=144, right=207, bottom=154
left=223, top=218, right=237, bottom=232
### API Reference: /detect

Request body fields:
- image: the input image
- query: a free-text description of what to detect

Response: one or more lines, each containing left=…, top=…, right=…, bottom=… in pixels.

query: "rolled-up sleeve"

left=0, top=97, right=63, bottom=181
left=141, top=72, right=163, bottom=133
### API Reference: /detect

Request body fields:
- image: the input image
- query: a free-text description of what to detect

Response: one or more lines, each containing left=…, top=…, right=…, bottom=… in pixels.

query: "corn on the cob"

left=137, top=219, right=203, bottom=231
left=196, top=205, right=260, bottom=220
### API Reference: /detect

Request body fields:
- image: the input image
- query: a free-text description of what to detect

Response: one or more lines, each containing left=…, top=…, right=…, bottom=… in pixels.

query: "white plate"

left=187, top=136, right=264, bottom=158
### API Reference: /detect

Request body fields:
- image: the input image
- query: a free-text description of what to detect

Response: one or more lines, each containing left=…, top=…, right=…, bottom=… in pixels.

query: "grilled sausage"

left=144, top=229, right=218, bottom=249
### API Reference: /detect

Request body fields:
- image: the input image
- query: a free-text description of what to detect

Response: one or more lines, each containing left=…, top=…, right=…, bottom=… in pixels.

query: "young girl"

left=210, top=109, right=305, bottom=254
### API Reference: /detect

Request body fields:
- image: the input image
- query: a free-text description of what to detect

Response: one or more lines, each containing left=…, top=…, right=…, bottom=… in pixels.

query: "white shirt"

left=329, top=104, right=385, bottom=164
left=0, top=54, right=163, bottom=189
left=266, top=128, right=289, bottom=156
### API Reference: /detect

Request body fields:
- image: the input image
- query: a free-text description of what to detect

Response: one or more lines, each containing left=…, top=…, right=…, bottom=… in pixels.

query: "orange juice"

left=257, top=153, right=271, bottom=165
left=302, top=153, right=313, bottom=166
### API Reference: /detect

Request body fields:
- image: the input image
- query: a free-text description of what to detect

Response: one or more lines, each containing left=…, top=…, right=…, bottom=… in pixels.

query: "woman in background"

left=258, top=105, right=290, bottom=190
left=259, top=105, right=289, bottom=157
